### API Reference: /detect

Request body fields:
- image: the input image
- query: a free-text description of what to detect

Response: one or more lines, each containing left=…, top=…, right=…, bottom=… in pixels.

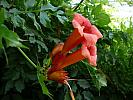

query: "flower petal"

left=81, top=44, right=91, bottom=60
left=61, top=27, right=84, bottom=54
left=89, top=55, right=97, bottom=66
left=90, top=25, right=103, bottom=39
left=83, top=33, right=97, bottom=47
left=48, top=70, right=68, bottom=83
left=89, top=45, right=97, bottom=56
left=50, top=43, right=64, bottom=58
left=73, top=13, right=91, bottom=29
left=60, top=49, right=85, bottom=69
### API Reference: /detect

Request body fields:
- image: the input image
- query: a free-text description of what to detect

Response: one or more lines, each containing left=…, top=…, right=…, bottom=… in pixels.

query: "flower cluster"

left=47, top=13, right=103, bottom=84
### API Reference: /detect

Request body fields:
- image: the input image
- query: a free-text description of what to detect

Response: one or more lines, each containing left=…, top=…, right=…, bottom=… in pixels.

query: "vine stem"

left=64, top=80, right=75, bottom=100
left=17, top=47, right=37, bottom=69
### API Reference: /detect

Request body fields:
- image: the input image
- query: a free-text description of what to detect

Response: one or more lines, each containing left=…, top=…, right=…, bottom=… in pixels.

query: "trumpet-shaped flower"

left=47, top=13, right=103, bottom=84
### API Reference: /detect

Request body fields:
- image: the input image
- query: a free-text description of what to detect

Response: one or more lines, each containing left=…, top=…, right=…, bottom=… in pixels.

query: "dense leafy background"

left=0, top=0, right=133, bottom=100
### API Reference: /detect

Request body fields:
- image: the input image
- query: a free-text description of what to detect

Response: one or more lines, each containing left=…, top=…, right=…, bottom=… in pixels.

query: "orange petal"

left=89, top=55, right=97, bottom=66
left=81, top=44, right=91, bottom=60
left=90, top=25, right=103, bottom=39
left=48, top=70, right=68, bottom=83
left=73, top=13, right=91, bottom=28
left=89, top=45, right=97, bottom=56
left=83, top=33, right=97, bottom=47
left=60, top=49, right=85, bottom=69
left=61, top=27, right=84, bottom=54
left=50, top=43, right=64, bottom=58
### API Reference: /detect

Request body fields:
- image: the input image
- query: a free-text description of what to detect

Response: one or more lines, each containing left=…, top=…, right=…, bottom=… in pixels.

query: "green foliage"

left=0, top=0, right=133, bottom=100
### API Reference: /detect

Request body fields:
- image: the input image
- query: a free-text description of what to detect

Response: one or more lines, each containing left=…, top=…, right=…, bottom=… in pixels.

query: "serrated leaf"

left=5, top=80, right=14, bottom=94
left=75, top=93, right=82, bottom=100
left=24, top=0, right=36, bottom=8
left=15, top=80, right=25, bottom=92
left=9, top=8, right=20, bottom=14
left=40, top=10, right=50, bottom=27
left=82, top=91, right=94, bottom=100
left=96, top=73, right=107, bottom=88
left=12, top=71, right=20, bottom=81
left=91, top=4, right=102, bottom=16
left=0, top=24, right=27, bottom=48
left=95, top=13, right=111, bottom=26
left=57, top=15, right=67, bottom=24
left=0, top=0, right=10, bottom=8
left=0, top=8, right=5, bottom=25
left=11, top=15, right=25, bottom=29
left=41, top=3, right=58, bottom=11
left=27, top=13, right=41, bottom=30
left=36, top=40, right=48, bottom=52
left=37, top=72, right=53, bottom=99
left=57, top=10, right=64, bottom=15
left=77, top=79, right=90, bottom=89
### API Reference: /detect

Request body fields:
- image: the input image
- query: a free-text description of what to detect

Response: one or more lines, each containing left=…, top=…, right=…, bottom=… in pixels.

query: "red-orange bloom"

left=47, top=13, right=103, bottom=84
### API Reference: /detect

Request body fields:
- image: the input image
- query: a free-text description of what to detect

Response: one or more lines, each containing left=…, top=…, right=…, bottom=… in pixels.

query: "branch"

left=73, top=0, right=85, bottom=11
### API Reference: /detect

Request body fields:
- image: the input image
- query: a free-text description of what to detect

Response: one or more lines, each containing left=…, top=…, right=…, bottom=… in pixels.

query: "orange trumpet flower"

left=48, top=13, right=103, bottom=84
left=47, top=13, right=103, bottom=100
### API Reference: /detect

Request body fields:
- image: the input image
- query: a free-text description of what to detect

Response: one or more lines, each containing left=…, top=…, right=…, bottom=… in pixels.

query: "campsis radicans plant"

left=47, top=13, right=103, bottom=100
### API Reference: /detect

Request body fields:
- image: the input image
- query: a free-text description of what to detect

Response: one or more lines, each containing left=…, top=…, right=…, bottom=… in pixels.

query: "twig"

left=73, top=0, right=85, bottom=11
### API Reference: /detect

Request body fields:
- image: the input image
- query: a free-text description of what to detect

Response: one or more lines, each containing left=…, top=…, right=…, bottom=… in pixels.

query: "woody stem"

left=64, top=80, right=75, bottom=100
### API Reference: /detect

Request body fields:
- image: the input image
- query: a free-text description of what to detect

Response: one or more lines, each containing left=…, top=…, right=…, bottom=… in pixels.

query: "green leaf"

left=9, top=8, right=20, bottom=14
left=36, top=40, right=48, bottom=52
left=14, top=80, right=25, bottom=92
left=0, top=8, right=5, bottom=25
left=41, top=3, right=58, bottom=11
left=27, top=13, right=41, bottom=30
left=40, top=10, right=50, bottom=27
left=24, top=0, right=36, bottom=8
left=11, top=15, right=26, bottom=29
left=91, top=4, right=102, bottom=16
left=0, top=24, right=27, bottom=48
left=64, top=91, right=71, bottom=100
left=0, top=0, right=10, bottom=8
left=82, top=91, right=94, bottom=100
left=75, top=93, right=82, bottom=100
left=56, top=10, right=64, bottom=15
left=0, top=35, right=3, bottom=48
left=37, top=72, right=53, bottom=99
left=77, top=79, right=90, bottom=89
left=95, top=13, right=111, bottom=26
left=5, top=80, right=14, bottom=94
left=56, top=15, right=67, bottom=24
left=96, top=73, right=107, bottom=88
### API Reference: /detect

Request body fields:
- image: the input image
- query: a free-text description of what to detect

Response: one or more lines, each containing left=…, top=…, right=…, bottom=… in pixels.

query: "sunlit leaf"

left=0, top=8, right=5, bottom=25
left=0, top=24, right=27, bottom=48
left=91, top=4, right=102, bottom=16
left=95, top=13, right=111, bottom=26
